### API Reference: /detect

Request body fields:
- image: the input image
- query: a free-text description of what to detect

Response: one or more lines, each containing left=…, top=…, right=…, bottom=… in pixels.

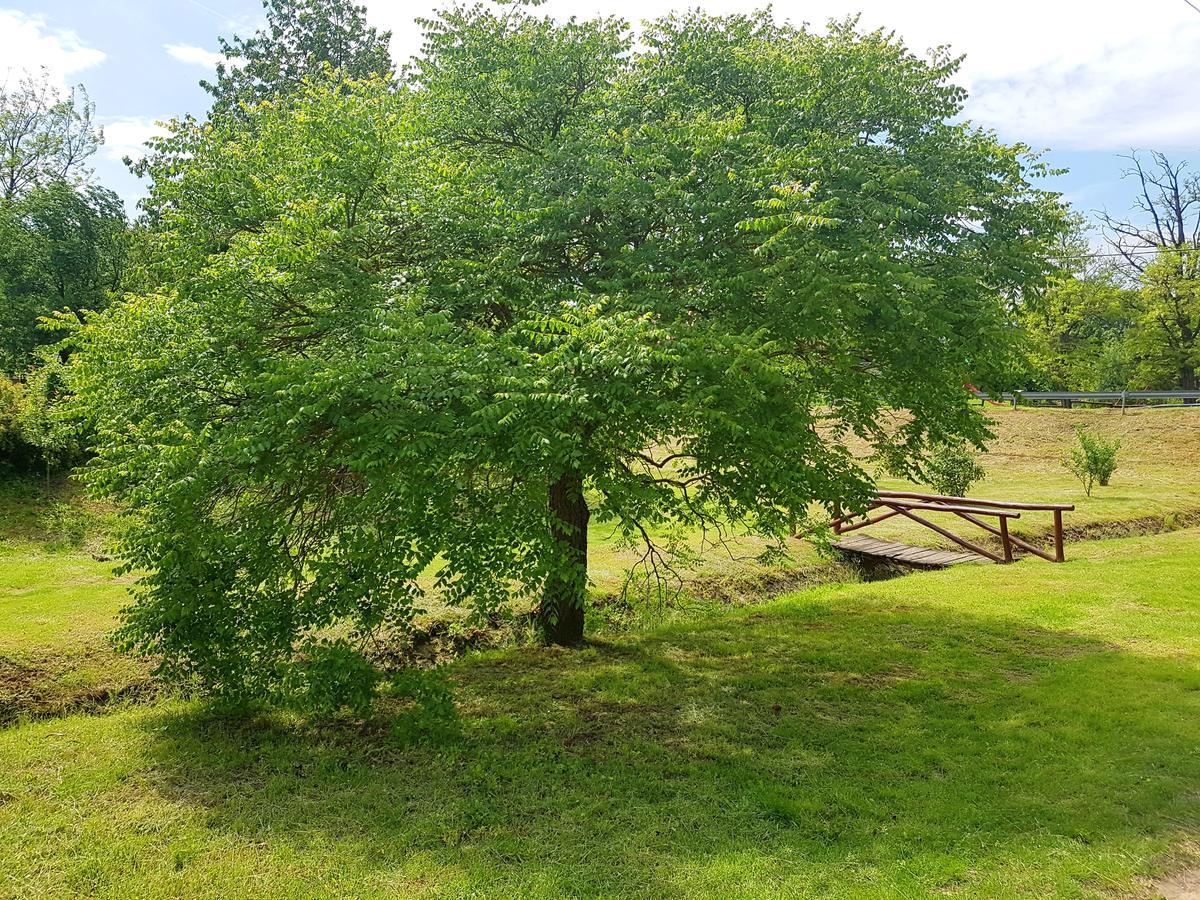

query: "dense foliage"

left=0, top=182, right=126, bottom=372
left=68, top=4, right=1067, bottom=708
left=922, top=442, right=986, bottom=498
left=1019, top=247, right=1200, bottom=392
left=1063, top=427, right=1120, bottom=497
left=1134, top=248, right=1199, bottom=390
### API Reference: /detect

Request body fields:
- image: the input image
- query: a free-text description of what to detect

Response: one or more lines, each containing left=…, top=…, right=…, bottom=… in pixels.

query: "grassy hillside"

left=2, top=527, right=1199, bottom=897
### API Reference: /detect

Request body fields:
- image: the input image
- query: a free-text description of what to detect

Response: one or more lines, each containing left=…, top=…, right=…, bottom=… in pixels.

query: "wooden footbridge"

left=824, top=490, right=1075, bottom=568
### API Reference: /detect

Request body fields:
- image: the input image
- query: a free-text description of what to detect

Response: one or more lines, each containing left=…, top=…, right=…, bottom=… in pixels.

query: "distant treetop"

left=202, top=0, right=394, bottom=121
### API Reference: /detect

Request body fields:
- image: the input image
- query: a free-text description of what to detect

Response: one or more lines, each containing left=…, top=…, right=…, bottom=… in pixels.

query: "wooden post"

left=1052, top=510, right=1064, bottom=562
left=998, top=515, right=1013, bottom=563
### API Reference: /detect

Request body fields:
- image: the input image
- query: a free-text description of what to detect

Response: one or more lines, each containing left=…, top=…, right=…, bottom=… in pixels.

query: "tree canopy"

left=68, top=4, right=1067, bottom=710
left=0, top=71, right=102, bottom=202
left=202, top=0, right=393, bottom=121
left=1134, top=248, right=1200, bottom=390
left=0, top=181, right=125, bottom=372
left=0, top=73, right=121, bottom=378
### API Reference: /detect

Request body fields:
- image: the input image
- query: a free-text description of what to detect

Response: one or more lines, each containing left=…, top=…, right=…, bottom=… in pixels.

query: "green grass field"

left=2, top=527, right=1199, bottom=897
left=1, top=405, right=1199, bottom=896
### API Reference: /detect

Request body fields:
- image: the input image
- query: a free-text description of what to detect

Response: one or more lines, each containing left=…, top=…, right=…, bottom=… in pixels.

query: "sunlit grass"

left=2, top=528, right=1198, bottom=897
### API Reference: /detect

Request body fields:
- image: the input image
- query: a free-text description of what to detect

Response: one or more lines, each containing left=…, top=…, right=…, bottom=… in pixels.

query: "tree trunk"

left=1182, top=364, right=1197, bottom=403
left=538, top=469, right=589, bottom=646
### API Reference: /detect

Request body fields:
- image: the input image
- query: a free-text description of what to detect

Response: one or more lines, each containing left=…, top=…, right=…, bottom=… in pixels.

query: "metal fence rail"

left=970, top=388, right=1200, bottom=409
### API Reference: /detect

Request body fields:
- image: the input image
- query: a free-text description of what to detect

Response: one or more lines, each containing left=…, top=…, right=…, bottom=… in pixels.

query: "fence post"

left=1053, top=510, right=1064, bottom=562
left=998, top=516, right=1013, bottom=563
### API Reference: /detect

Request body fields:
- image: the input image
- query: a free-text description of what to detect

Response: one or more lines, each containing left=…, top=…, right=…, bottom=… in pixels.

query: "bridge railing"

left=831, top=490, right=1075, bottom=564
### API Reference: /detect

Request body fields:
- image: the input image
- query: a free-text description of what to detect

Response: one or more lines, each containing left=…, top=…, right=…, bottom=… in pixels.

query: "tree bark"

left=1181, top=364, right=1197, bottom=391
left=1182, top=364, right=1197, bottom=403
left=538, top=469, right=589, bottom=646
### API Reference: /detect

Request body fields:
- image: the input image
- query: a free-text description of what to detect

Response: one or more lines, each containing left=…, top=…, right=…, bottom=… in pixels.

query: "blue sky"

left=3, top=0, right=1198, bottom=242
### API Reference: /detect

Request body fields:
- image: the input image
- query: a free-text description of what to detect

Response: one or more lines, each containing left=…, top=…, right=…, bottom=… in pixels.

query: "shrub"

left=39, top=500, right=90, bottom=550
left=0, top=364, right=84, bottom=475
left=0, top=376, right=41, bottom=472
left=1063, top=427, right=1120, bottom=496
left=923, top=442, right=986, bottom=497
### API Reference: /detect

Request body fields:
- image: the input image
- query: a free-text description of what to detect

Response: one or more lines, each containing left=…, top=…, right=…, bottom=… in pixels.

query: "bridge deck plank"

left=832, top=534, right=986, bottom=568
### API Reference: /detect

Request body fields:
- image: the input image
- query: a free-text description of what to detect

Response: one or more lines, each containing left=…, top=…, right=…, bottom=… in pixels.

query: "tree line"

left=1020, top=152, right=1200, bottom=393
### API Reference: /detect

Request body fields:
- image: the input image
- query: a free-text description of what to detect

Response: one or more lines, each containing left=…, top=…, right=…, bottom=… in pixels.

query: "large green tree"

left=0, top=72, right=120, bottom=374
left=69, top=6, right=1065, bottom=708
left=1097, top=151, right=1200, bottom=390
left=1133, top=248, right=1200, bottom=390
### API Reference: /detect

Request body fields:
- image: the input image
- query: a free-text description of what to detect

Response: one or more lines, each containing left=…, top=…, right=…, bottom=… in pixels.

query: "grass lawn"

left=0, top=548, right=144, bottom=723
left=2, top=527, right=1199, bottom=897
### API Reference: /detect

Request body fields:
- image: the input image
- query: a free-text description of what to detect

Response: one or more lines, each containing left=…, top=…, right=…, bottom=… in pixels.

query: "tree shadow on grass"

left=141, top=601, right=1200, bottom=896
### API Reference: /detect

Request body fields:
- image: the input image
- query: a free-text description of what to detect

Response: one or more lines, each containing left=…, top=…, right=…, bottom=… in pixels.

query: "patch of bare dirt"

left=1151, top=867, right=1200, bottom=899
left=0, top=651, right=155, bottom=725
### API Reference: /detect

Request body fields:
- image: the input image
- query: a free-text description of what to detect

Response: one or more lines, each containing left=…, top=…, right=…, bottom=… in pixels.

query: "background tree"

left=1081, top=151, right=1200, bottom=390
left=0, top=71, right=102, bottom=202
left=1098, top=151, right=1199, bottom=276
left=1132, top=248, right=1200, bottom=389
left=0, top=181, right=126, bottom=373
left=1018, top=225, right=1137, bottom=390
left=202, top=0, right=393, bottom=120
left=68, top=6, right=1065, bottom=709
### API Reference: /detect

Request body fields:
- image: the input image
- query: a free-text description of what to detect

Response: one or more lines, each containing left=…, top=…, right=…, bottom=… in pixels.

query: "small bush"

left=0, top=376, right=40, bottom=472
left=923, top=442, right=986, bottom=497
left=282, top=641, right=383, bottom=719
left=39, top=500, right=90, bottom=549
left=1063, top=427, right=1120, bottom=496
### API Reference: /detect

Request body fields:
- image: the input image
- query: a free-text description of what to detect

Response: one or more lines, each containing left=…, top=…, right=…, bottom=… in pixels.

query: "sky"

left=2, top=0, right=1199, bottom=238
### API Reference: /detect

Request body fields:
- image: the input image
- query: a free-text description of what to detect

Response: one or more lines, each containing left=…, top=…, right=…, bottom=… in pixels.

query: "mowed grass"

left=0, top=549, right=144, bottom=722
left=2, top=527, right=1200, bottom=898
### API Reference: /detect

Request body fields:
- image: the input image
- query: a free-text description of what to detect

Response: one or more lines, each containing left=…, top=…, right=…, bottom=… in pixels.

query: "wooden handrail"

left=876, top=490, right=1074, bottom=512
left=868, top=499, right=1021, bottom=519
left=953, top=510, right=1057, bottom=563
left=890, top=505, right=1005, bottom=562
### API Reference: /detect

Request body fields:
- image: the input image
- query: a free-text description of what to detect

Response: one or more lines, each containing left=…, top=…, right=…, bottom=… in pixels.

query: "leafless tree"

left=1097, top=151, right=1200, bottom=276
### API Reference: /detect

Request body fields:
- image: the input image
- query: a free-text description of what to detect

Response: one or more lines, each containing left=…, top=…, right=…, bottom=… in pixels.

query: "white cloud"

left=0, top=8, right=106, bottom=88
left=366, top=0, right=1200, bottom=152
left=165, top=43, right=224, bottom=69
left=101, top=117, right=170, bottom=163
